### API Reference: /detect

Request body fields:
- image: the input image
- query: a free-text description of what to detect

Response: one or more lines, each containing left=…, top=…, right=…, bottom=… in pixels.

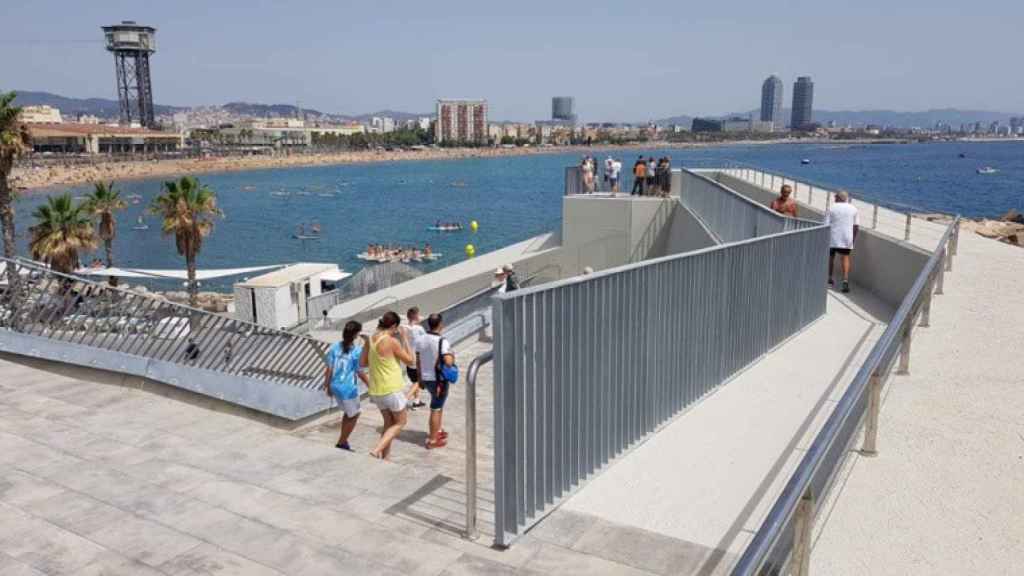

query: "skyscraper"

left=791, top=77, right=814, bottom=131
left=552, top=97, right=576, bottom=123
left=760, top=76, right=784, bottom=131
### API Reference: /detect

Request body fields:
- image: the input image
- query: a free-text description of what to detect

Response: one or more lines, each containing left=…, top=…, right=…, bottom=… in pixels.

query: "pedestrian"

left=493, top=267, right=507, bottom=292
left=611, top=157, right=622, bottom=193
left=582, top=156, right=595, bottom=193
left=503, top=264, right=519, bottom=292
left=184, top=338, right=200, bottom=362
left=361, top=311, right=416, bottom=459
left=223, top=340, right=233, bottom=365
left=660, top=157, right=672, bottom=195
left=415, top=313, right=456, bottom=449
left=771, top=184, right=798, bottom=217
left=604, top=156, right=614, bottom=190
left=825, top=190, right=859, bottom=293
left=646, top=157, right=657, bottom=194
left=631, top=156, right=646, bottom=196
left=324, top=321, right=369, bottom=451
left=404, top=307, right=428, bottom=409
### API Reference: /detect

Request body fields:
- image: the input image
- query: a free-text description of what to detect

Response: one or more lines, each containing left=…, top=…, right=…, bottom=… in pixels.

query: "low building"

left=691, top=117, right=723, bottom=133
left=233, top=263, right=347, bottom=330
left=19, top=105, right=63, bottom=124
left=26, top=123, right=183, bottom=154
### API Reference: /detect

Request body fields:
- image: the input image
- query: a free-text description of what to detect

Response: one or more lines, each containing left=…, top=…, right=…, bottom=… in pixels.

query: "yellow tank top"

left=368, top=333, right=404, bottom=396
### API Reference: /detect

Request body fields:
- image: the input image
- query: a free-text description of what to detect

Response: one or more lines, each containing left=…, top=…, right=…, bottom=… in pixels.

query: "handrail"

left=703, top=159, right=957, bottom=219
left=731, top=215, right=961, bottom=575
left=465, top=349, right=493, bottom=540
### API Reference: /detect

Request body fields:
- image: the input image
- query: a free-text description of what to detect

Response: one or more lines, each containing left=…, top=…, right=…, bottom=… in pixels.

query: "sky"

left=2, top=0, right=1022, bottom=122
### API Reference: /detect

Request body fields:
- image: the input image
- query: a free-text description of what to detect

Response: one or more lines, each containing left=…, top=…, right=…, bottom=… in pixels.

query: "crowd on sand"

left=12, top=139, right=804, bottom=191
left=323, top=267, right=520, bottom=459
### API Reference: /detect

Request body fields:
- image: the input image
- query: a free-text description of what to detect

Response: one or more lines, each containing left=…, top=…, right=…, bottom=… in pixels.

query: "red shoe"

left=439, top=430, right=449, bottom=439
left=426, top=437, right=448, bottom=449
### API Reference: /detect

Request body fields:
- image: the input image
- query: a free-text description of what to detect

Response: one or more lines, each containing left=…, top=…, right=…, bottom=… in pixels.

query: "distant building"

left=19, top=105, right=63, bottom=124
left=760, top=76, right=784, bottom=131
left=722, top=116, right=753, bottom=132
left=791, top=76, right=814, bottom=131
left=691, top=118, right=723, bottom=133
left=26, top=123, right=182, bottom=154
left=552, top=96, right=576, bottom=124
left=435, top=99, right=488, bottom=144
left=417, top=116, right=432, bottom=131
left=1011, top=117, right=1023, bottom=135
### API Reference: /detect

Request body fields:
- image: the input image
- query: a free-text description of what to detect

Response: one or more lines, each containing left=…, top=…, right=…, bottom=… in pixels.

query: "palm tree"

left=83, top=181, right=126, bottom=285
left=1, top=91, right=31, bottom=288
left=28, top=194, right=97, bottom=274
left=150, top=176, right=223, bottom=307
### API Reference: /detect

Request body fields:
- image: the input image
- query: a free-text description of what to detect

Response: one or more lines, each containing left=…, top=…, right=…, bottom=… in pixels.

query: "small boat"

left=428, top=225, right=464, bottom=232
left=271, top=190, right=291, bottom=198
left=317, top=192, right=337, bottom=198
left=977, top=167, right=998, bottom=175
left=132, top=215, right=149, bottom=231
left=293, top=234, right=322, bottom=240
left=450, top=180, right=468, bottom=188
left=800, top=159, right=811, bottom=165
left=958, top=153, right=967, bottom=158
left=126, top=193, right=143, bottom=205
left=242, top=185, right=256, bottom=191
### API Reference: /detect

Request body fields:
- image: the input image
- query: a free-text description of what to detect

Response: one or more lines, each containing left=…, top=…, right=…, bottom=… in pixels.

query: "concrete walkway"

left=810, top=231, right=1024, bottom=575
left=0, top=336, right=701, bottom=576
left=550, top=287, right=891, bottom=575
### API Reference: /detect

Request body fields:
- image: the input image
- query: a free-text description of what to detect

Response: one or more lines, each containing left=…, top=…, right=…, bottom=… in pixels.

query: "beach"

left=12, top=138, right=819, bottom=191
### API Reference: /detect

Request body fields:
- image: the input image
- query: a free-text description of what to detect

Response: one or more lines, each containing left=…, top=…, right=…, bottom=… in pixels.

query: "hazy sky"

left=3, top=0, right=1021, bottom=122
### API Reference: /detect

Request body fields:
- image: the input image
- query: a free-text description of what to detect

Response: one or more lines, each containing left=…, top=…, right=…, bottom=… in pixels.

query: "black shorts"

left=426, top=380, right=449, bottom=410
left=406, top=367, right=420, bottom=384
left=830, top=248, right=852, bottom=256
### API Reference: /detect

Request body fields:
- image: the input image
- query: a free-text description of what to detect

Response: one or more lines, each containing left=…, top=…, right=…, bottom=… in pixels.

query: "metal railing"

left=731, top=216, right=961, bottom=576
left=0, top=257, right=327, bottom=389
left=490, top=205, right=829, bottom=546
left=680, top=169, right=820, bottom=242
left=464, top=349, right=493, bottom=540
left=710, top=164, right=957, bottom=244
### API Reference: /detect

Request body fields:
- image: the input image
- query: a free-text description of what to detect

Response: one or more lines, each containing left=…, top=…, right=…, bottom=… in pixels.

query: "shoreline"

left=12, top=137, right=879, bottom=192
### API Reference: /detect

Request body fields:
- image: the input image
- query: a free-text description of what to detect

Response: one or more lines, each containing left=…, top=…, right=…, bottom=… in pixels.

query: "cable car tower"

left=102, top=21, right=157, bottom=127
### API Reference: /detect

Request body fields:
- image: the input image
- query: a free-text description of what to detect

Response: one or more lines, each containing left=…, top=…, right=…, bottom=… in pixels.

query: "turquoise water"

left=14, top=141, right=1022, bottom=290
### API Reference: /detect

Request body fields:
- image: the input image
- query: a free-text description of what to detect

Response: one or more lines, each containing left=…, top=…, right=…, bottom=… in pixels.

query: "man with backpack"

left=415, top=313, right=457, bottom=449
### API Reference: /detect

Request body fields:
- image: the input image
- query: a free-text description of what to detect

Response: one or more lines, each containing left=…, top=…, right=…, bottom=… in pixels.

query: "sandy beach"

left=11, top=138, right=818, bottom=191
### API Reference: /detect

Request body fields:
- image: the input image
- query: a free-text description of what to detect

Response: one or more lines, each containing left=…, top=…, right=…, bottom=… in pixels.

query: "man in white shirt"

left=415, top=313, right=455, bottom=449
left=404, top=307, right=428, bottom=408
left=610, top=158, right=622, bottom=193
left=824, top=190, right=859, bottom=293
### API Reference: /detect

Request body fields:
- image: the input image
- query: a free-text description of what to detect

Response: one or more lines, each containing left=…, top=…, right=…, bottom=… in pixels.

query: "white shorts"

left=336, top=397, right=361, bottom=418
left=370, top=391, right=407, bottom=413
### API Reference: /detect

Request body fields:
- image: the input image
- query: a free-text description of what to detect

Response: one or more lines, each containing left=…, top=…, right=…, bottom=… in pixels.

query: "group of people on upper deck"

left=576, top=154, right=672, bottom=196
left=771, top=183, right=859, bottom=294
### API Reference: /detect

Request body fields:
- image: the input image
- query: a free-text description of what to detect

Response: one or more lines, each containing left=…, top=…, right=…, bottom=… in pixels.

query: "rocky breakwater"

left=124, top=284, right=232, bottom=314
left=963, top=210, right=1024, bottom=248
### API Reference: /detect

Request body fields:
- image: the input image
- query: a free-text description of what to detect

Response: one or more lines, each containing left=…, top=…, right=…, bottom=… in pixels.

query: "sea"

left=13, top=140, right=1022, bottom=291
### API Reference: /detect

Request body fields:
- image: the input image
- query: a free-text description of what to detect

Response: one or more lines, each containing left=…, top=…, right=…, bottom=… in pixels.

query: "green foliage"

left=28, top=194, right=97, bottom=273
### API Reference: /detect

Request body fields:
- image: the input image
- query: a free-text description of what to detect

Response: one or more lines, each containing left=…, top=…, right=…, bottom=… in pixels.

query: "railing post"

left=872, top=205, right=879, bottom=229
left=935, top=250, right=946, bottom=295
left=825, top=192, right=831, bottom=213
left=861, top=372, right=883, bottom=456
left=951, top=219, right=960, bottom=256
left=920, top=282, right=932, bottom=327
left=945, top=234, right=954, bottom=272
left=808, top=185, right=813, bottom=206
left=904, top=213, right=912, bottom=241
left=897, top=325, right=912, bottom=375
left=791, top=491, right=816, bottom=576
left=464, top=352, right=490, bottom=541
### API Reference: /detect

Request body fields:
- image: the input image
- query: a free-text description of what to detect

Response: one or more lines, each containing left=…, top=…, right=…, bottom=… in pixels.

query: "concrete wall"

left=325, top=233, right=564, bottom=328
left=649, top=201, right=719, bottom=258
left=562, top=195, right=676, bottom=268
left=713, top=171, right=931, bottom=310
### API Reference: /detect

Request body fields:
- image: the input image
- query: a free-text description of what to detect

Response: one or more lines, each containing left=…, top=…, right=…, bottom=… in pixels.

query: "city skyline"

left=3, top=1, right=1023, bottom=122
left=760, top=75, right=784, bottom=130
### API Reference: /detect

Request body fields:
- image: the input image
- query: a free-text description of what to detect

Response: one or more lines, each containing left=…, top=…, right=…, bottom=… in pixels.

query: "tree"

left=0, top=91, right=31, bottom=288
left=28, top=194, right=97, bottom=274
left=150, top=176, right=223, bottom=308
left=82, top=181, right=126, bottom=285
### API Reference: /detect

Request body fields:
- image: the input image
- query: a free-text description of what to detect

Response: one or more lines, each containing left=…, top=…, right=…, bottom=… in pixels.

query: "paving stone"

left=0, top=552, right=46, bottom=576
left=521, top=542, right=658, bottom=576
left=75, top=551, right=170, bottom=576
left=571, top=518, right=717, bottom=576
left=0, top=470, right=66, bottom=507
left=157, top=542, right=285, bottom=576
left=83, top=514, right=204, bottom=567
left=525, top=509, right=600, bottom=549
left=20, top=490, right=130, bottom=535
left=439, top=553, right=520, bottom=576
left=0, top=511, right=109, bottom=575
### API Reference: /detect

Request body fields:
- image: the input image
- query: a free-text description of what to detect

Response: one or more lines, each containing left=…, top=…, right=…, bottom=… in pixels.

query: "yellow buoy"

left=465, top=243, right=476, bottom=257
left=470, top=220, right=479, bottom=232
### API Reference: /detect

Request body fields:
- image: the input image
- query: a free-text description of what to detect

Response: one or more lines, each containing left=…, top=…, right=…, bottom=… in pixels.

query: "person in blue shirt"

left=323, top=320, right=369, bottom=451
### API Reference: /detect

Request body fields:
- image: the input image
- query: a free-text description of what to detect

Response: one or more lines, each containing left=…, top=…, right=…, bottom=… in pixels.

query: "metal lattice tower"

left=102, top=21, right=157, bottom=128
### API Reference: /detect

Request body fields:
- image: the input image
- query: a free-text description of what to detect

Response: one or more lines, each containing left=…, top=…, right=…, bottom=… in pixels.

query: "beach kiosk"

left=233, top=263, right=348, bottom=329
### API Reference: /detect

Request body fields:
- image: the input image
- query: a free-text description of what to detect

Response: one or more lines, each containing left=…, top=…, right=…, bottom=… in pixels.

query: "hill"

left=10, top=90, right=185, bottom=119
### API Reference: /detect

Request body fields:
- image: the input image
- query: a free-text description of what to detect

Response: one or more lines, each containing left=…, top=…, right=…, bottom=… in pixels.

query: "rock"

left=1000, top=209, right=1024, bottom=225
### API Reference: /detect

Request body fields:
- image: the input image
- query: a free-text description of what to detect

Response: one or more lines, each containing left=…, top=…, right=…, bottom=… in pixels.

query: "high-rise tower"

left=760, top=76, right=784, bottom=131
left=103, top=21, right=157, bottom=128
left=552, top=97, right=576, bottom=123
left=791, top=76, right=815, bottom=131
